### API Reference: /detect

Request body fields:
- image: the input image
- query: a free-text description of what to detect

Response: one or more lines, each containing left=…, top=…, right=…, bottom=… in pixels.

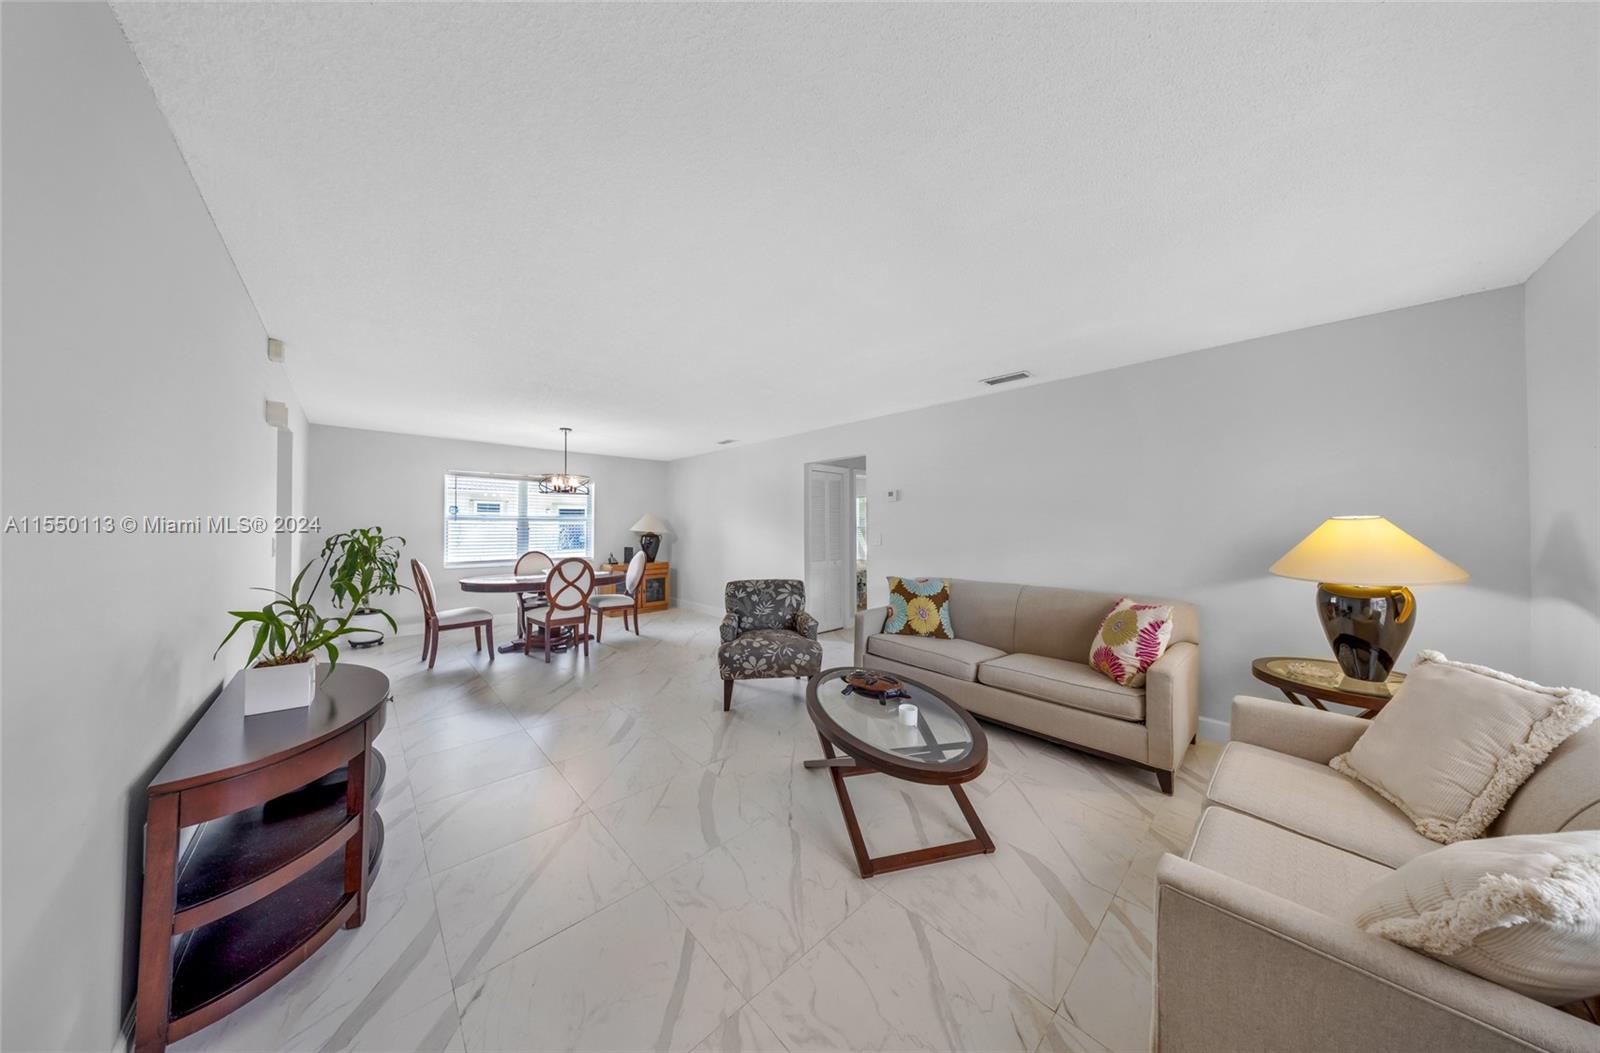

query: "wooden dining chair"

left=526, top=557, right=595, bottom=662
left=513, top=550, right=554, bottom=622
left=411, top=559, right=496, bottom=669
left=587, top=550, right=647, bottom=641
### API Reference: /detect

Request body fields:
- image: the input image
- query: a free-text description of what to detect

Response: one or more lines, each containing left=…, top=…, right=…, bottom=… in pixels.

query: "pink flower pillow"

left=1089, top=598, right=1173, bottom=688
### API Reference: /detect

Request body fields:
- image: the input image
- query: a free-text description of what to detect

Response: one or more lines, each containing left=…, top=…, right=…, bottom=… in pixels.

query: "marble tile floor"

left=172, top=610, right=1220, bottom=1053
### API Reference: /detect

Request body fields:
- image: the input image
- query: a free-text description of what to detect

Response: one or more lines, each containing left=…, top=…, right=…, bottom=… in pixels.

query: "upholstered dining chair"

left=717, top=579, right=822, bottom=711
left=586, top=550, right=647, bottom=641
left=410, top=559, right=496, bottom=669
left=513, top=549, right=554, bottom=622
left=527, top=557, right=595, bottom=662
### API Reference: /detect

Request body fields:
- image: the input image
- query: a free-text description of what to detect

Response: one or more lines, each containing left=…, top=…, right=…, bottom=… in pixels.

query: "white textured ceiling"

left=114, top=2, right=1598, bottom=460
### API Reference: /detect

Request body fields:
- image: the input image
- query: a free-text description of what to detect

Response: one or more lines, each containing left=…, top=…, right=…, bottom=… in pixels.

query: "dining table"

left=459, top=568, right=626, bottom=654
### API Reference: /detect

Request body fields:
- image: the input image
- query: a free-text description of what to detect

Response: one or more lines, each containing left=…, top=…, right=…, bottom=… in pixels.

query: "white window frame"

left=442, top=470, right=595, bottom=568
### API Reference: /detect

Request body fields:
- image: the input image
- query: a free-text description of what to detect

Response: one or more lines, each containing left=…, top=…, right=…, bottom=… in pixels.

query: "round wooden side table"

left=1251, top=656, right=1406, bottom=718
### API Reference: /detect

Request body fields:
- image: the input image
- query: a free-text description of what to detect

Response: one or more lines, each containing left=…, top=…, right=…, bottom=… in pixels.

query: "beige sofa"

left=854, top=579, right=1200, bottom=792
left=1155, top=696, right=1600, bottom=1053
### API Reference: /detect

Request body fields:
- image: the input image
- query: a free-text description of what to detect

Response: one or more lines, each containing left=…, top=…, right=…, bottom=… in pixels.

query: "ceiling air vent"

left=715, top=439, right=738, bottom=445
left=980, top=370, right=1032, bottom=387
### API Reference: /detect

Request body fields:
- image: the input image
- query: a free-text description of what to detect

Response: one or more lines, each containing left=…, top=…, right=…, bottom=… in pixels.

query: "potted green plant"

left=322, top=527, right=408, bottom=648
left=215, top=527, right=405, bottom=715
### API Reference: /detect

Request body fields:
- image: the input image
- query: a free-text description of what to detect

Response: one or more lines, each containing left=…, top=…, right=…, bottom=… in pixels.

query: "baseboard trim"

left=1198, top=715, right=1230, bottom=743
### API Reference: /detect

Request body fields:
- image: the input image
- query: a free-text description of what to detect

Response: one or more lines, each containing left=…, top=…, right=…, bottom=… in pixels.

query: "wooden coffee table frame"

left=804, top=669, right=995, bottom=878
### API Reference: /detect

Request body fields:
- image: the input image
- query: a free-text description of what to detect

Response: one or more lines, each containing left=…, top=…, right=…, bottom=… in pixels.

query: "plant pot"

left=348, top=609, right=389, bottom=649
left=244, top=658, right=318, bottom=716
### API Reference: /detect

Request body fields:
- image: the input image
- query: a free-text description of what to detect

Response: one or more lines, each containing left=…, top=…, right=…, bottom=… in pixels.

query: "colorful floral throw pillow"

left=885, top=577, right=954, bottom=638
left=1090, top=598, right=1173, bottom=687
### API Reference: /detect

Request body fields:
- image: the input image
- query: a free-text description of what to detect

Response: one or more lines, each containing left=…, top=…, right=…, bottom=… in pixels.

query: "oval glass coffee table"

left=804, top=667, right=995, bottom=878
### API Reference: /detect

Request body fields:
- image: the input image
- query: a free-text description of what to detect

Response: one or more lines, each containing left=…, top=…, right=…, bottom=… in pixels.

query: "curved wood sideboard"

left=134, top=664, right=391, bottom=1053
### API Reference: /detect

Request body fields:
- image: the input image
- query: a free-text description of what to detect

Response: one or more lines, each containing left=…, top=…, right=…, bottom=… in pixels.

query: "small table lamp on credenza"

left=1270, top=515, right=1468, bottom=683
left=630, top=513, right=669, bottom=563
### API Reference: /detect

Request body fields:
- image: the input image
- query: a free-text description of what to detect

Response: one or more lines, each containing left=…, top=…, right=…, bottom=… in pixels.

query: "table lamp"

left=1270, top=515, right=1468, bottom=682
left=630, top=513, right=669, bottom=563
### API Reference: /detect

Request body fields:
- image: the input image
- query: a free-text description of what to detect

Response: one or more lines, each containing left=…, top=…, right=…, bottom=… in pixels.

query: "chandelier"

left=535, top=427, right=592, bottom=495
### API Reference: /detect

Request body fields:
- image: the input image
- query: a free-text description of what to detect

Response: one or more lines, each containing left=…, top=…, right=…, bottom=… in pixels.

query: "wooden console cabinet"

left=600, top=560, right=671, bottom=614
left=638, top=560, right=670, bottom=612
left=134, top=664, right=391, bottom=1053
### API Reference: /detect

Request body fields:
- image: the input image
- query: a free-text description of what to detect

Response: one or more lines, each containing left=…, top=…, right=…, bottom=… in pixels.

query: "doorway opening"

left=274, top=427, right=295, bottom=595
left=804, top=455, right=867, bottom=634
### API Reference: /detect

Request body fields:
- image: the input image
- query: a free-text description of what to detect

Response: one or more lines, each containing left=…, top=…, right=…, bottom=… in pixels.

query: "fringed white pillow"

left=1330, top=652, right=1600, bottom=844
left=1349, top=832, right=1600, bottom=1004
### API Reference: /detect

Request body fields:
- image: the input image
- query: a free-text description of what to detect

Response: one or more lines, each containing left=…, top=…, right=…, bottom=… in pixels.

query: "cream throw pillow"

left=1349, top=831, right=1600, bottom=1004
left=1088, top=598, right=1173, bottom=688
left=1330, top=651, right=1600, bottom=844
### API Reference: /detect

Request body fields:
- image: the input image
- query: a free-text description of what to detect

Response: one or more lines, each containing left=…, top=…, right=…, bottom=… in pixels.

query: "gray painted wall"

left=305, top=424, right=673, bottom=633
left=0, top=9, right=1586, bottom=1050
left=668, top=288, right=1535, bottom=734
left=1524, top=214, right=1600, bottom=690
left=1, top=5, right=307, bottom=1049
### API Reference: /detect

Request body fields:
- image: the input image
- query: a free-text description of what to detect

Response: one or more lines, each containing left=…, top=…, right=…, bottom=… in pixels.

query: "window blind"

left=443, top=471, right=593, bottom=566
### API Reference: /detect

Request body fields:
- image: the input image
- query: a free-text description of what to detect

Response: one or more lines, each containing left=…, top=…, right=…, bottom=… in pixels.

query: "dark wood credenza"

left=134, top=664, right=391, bottom=1053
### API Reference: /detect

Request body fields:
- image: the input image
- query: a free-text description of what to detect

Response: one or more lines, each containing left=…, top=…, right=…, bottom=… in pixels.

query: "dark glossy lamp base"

left=1316, top=583, right=1416, bottom=682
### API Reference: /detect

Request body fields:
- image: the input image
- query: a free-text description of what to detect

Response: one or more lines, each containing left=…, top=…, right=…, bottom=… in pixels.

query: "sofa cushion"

left=1009, top=586, right=1201, bottom=662
left=718, top=629, right=823, bottom=680
left=865, top=634, right=1006, bottom=682
left=1331, top=651, right=1600, bottom=844
left=1493, top=720, right=1600, bottom=837
left=1208, top=741, right=1437, bottom=867
left=977, top=653, right=1145, bottom=721
left=725, top=579, right=807, bottom=632
left=1187, top=805, right=1394, bottom=917
left=944, top=579, right=1023, bottom=654
left=1349, top=831, right=1600, bottom=1005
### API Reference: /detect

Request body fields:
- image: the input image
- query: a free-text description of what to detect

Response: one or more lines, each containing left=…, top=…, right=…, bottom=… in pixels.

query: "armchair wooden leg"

left=723, top=680, right=734, bottom=712
left=1156, top=770, right=1174, bottom=795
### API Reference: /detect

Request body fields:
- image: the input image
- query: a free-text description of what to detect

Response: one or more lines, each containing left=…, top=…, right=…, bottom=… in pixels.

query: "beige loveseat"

left=855, top=580, right=1200, bottom=792
left=1155, top=696, right=1600, bottom=1053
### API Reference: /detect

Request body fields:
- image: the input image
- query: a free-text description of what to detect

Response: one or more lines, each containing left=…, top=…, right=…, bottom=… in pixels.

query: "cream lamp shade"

left=629, top=514, right=669, bottom=535
left=1270, top=516, right=1468, bottom=586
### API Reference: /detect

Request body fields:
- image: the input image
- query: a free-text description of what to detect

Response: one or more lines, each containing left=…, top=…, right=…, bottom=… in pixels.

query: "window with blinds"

left=443, top=472, right=593, bottom=567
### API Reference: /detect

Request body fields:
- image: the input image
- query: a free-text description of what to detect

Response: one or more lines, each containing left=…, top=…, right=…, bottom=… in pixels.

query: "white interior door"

left=805, top=463, right=851, bottom=632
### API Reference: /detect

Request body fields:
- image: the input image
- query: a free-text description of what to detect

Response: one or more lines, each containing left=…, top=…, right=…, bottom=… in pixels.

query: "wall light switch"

left=884, top=489, right=901, bottom=502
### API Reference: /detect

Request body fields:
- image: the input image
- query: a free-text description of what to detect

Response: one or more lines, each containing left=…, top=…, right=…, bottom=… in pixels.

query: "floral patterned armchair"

left=718, top=579, right=822, bottom=710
